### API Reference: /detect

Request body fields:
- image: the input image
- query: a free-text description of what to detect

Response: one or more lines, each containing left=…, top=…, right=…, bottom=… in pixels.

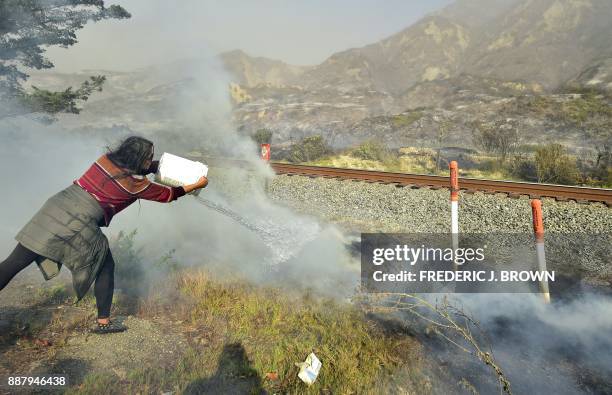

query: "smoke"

left=0, top=120, right=103, bottom=251
left=402, top=291, right=612, bottom=394
left=0, top=47, right=357, bottom=299
left=106, top=52, right=357, bottom=295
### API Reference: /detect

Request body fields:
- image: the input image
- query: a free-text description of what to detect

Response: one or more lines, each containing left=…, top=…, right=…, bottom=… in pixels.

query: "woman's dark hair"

left=107, top=136, right=154, bottom=176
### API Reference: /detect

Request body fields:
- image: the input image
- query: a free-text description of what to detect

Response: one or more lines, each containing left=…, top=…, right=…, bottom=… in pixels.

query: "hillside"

left=464, top=0, right=612, bottom=89
left=221, top=0, right=612, bottom=94
left=220, top=49, right=312, bottom=87
left=23, top=0, right=612, bottom=160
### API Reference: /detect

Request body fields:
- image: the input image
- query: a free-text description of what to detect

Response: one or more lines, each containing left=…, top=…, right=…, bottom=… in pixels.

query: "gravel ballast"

left=268, top=175, right=611, bottom=234
left=268, top=175, right=611, bottom=281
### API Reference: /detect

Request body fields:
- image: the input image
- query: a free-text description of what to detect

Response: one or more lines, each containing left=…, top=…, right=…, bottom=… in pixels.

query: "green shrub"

left=252, top=128, right=272, bottom=145
left=519, top=93, right=612, bottom=126
left=391, top=111, right=423, bottom=128
left=512, top=145, right=611, bottom=186
left=110, top=230, right=185, bottom=296
left=471, top=120, right=520, bottom=162
left=516, top=144, right=539, bottom=153
left=577, top=146, right=612, bottom=187
left=559, top=93, right=612, bottom=125
left=154, top=249, right=181, bottom=273
left=479, top=158, right=503, bottom=173
left=111, top=230, right=148, bottom=296
left=534, top=144, right=580, bottom=185
left=351, top=140, right=398, bottom=165
left=36, top=284, right=69, bottom=304
left=351, top=140, right=383, bottom=160
left=288, top=135, right=330, bottom=163
left=508, top=154, right=538, bottom=182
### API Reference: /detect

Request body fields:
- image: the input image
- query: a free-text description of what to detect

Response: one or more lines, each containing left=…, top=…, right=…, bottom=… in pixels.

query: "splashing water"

left=194, top=195, right=271, bottom=235
left=194, top=196, right=320, bottom=265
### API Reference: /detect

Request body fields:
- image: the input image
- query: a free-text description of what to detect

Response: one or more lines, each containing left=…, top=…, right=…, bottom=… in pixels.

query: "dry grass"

left=71, top=269, right=424, bottom=394
left=309, top=154, right=389, bottom=171
left=359, top=293, right=513, bottom=395
left=308, top=147, right=526, bottom=181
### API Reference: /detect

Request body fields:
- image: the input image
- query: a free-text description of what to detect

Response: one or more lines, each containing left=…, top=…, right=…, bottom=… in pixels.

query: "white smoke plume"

left=402, top=291, right=612, bottom=394
left=0, top=49, right=357, bottom=298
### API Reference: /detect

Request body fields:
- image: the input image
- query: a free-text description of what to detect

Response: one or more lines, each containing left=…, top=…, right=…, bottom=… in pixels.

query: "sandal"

left=91, top=320, right=127, bottom=334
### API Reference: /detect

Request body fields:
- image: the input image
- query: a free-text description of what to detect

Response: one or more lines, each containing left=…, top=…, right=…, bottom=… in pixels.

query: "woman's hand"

left=194, top=176, right=209, bottom=189
left=183, top=176, right=208, bottom=194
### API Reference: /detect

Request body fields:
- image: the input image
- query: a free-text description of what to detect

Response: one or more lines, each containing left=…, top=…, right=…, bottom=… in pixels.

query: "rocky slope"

left=567, top=57, right=612, bottom=94
left=223, top=0, right=612, bottom=93
left=220, top=49, right=312, bottom=88
left=224, top=0, right=612, bottom=149
left=22, top=0, right=612, bottom=154
left=296, top=15, right=472, bottom=95
left=463, top=0, right=612, bottom=89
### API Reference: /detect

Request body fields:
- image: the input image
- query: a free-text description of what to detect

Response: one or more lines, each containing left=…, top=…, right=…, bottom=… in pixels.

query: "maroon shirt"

left=75, top=155, right=185, bottom=226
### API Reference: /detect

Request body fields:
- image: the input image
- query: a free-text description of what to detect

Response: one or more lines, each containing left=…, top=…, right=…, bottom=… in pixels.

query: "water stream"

left=194, top=196, right=274, bottom=237
left=193, top=196, right=320, bottom=265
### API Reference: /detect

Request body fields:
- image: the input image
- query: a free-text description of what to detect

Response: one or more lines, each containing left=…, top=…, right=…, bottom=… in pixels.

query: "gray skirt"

left=15, top=184, right=109, bottom=300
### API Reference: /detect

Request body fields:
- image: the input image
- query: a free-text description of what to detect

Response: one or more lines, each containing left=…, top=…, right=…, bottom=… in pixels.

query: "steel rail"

left=270, top=163, right=612, bottom=205
left=198, top=157, right=612, bottom=205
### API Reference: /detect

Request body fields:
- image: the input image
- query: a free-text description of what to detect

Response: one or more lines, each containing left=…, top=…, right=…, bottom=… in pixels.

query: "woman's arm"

left=182, top=176, right=208, bottom=194
left=136, top=176, right=208, bottom=203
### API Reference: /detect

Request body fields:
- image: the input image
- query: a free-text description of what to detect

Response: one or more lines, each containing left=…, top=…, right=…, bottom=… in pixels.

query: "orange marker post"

left=450, top=161, right=459, bottom=269
left=261, top=143, right=271, bottom=162
left=450, top=161, right=459, bottom=235
left=260, top=143, right=271, bottom=192
left=531, top=199, right=550, bottom=303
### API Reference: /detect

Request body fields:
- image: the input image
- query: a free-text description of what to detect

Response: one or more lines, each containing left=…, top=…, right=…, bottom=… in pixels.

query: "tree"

left=535, top=144, right=579, bottom=185
left=508, top=153, right=538, bottom=182
left=0, top=0, right=130, bottom=119
left=289, top=135, right=330, bottom=163
left=433, top=117, right=451, bottom=172
left=472, top=119, right=521, bottom=163
left=252, top=128, right=272, bottom=145
left=351, top=140, right=393, bottom=162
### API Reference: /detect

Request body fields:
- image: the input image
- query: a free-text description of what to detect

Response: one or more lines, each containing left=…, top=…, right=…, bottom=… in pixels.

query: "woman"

left=0, top=136, right=208, bottom=334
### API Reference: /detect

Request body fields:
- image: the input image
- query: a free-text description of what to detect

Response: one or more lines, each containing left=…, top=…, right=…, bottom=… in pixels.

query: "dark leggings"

left=0, top=243, right=115, bottom=318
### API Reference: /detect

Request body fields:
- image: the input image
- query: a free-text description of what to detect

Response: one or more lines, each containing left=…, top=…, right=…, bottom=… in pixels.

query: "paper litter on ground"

left=296, top=352, right=322, bottom=385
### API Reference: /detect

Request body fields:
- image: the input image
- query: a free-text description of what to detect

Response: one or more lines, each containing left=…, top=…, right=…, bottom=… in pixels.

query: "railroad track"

left=199, top=157, right=612, bottom=206
left=270, top=163, right=612, bottom=206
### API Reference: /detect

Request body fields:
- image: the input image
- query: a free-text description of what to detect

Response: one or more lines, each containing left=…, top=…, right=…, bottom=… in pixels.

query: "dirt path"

left=0, top=268, right=187, bottom=393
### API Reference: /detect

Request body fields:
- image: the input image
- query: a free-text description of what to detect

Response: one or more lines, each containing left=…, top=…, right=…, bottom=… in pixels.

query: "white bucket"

left=155, top=152, right=208, bottom=196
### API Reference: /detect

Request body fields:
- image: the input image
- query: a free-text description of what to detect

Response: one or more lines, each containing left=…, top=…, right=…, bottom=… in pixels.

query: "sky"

left=44, top=0, right=453, bottom=72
